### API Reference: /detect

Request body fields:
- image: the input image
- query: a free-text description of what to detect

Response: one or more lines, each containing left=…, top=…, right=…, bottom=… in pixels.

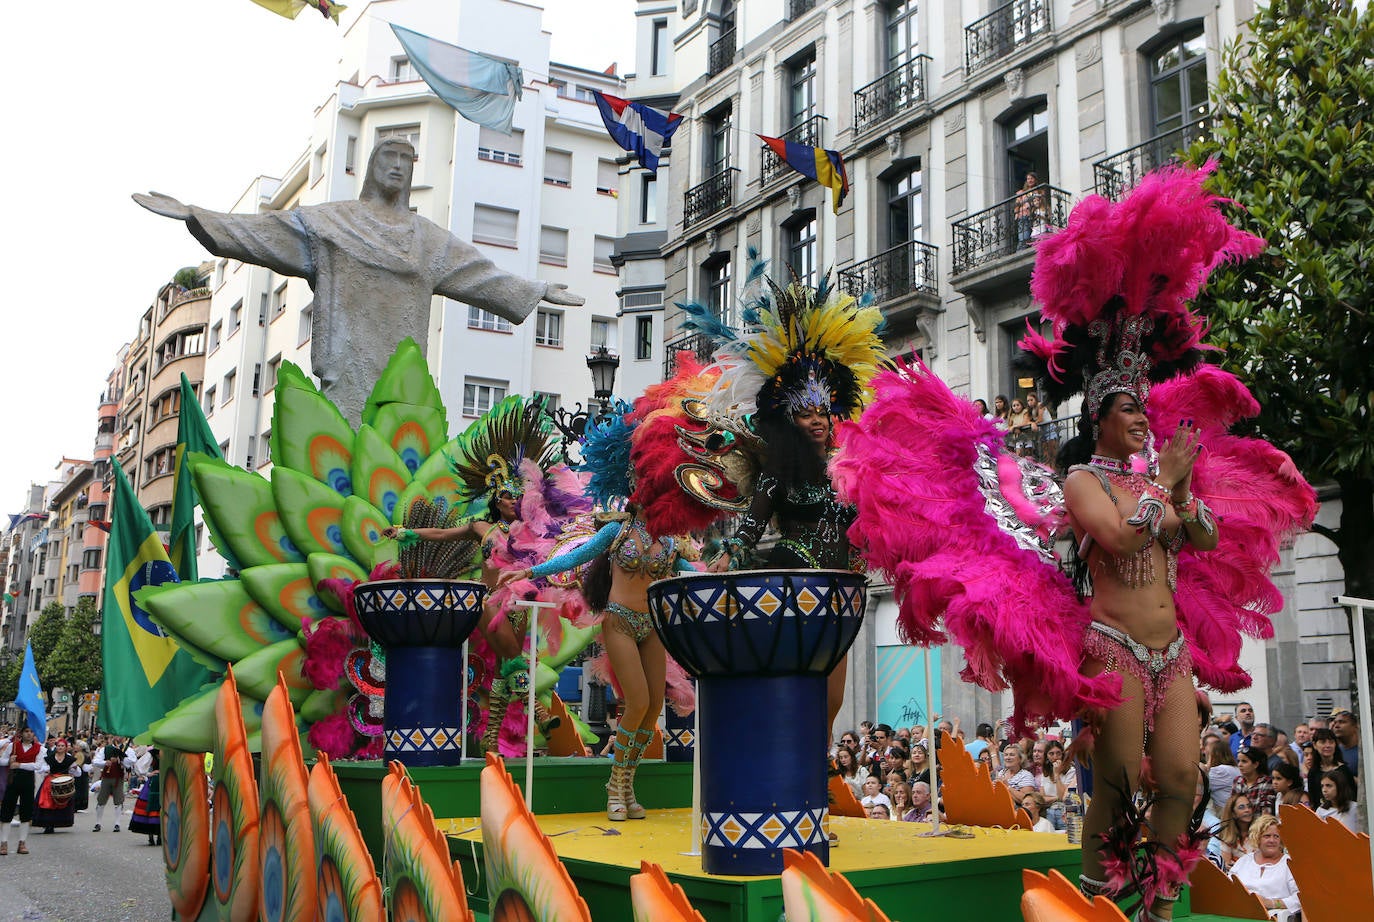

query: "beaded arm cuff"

left=1125, top=488, right=1168, bottom=538
left=395, top=528, right=422, bottom=549
left=1175, top=495, right=1217, bottom=535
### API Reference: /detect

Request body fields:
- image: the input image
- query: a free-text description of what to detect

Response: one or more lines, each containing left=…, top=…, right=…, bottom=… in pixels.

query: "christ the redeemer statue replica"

left=134, top=138, right=584, bottom=423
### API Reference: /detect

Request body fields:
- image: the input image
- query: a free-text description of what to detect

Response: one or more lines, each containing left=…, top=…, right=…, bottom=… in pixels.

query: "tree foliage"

left=27, top=601, right=68, bottom=698
left=47, top=596, right=103, bottom=698
left=1190, top=0, right=1374, bottom=595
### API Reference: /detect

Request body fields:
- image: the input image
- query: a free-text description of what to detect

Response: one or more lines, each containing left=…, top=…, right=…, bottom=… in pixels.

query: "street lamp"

left=550, top=346, right=622, bottom=455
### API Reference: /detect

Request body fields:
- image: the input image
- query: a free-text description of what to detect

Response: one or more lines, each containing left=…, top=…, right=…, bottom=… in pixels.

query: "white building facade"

left=197, top=0, right=630, bottom=576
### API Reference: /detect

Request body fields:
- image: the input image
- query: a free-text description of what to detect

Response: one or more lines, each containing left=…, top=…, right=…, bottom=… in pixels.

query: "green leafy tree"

left=1190, top=0, right=1374, bottom=602
left=27, top=601, right=67, bottom=702
left=47, top=597, right=103, bottom=698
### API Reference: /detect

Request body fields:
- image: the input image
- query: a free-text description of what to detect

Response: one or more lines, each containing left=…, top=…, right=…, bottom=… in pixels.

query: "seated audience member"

left=1233, top=746, right=1277, bottom=815
left=1019, top=791, right=1057, bottom=833
left=1228, top=815, right=1301, bottom=916
left=859, top=776, right=892, bottom=814
left=835, top=746, right=866, bottom=799
left=1270, top=761, right=1306, bottom=809
left=965, top=723, right=995, bottom=761
left=999, top=744, right=1037, bottom=794
left=907, top=782, right=935, bottom=822
left=867, top=802, right=891, bottom=820
left=1040, top=738, right=1076, bottom=830
left=888, top=782, right=914, bottom=821
left=1206, top=739, right=1242, bottom=815
left=1306, top=728, right=1353, bottom=809
left=1315, top=768, right=1362, bottom=833
left=1214, top=792, right=1257, bottom=871
left=1329, top=707, right=1360, bottom=779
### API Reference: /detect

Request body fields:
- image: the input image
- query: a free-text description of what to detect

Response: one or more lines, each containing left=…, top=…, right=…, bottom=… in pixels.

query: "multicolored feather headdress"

left=447, top=395, right=558, bottom=503
left=679, top=256, right=887, bottom=423
left=1019, top=164, right=1264, bottom=414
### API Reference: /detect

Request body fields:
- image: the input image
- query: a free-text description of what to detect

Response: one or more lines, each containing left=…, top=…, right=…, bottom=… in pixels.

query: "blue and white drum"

left=648, top=569, right=867, bottom=875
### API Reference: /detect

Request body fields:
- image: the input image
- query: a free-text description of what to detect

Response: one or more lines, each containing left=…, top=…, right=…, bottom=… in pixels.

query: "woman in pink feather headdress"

left=834, top=165, right=1317, bottom=922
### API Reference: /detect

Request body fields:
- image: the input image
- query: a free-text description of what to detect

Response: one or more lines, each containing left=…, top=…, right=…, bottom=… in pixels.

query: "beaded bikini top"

left=610, top=516, right=677, bottom=580
left=1071, top=459, right=1185, bottom=591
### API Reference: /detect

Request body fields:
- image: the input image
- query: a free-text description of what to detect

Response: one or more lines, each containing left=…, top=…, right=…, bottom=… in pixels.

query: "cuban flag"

left=758, top=135, right=850, bottom=214
left=593, top=91, right=684, bottom=175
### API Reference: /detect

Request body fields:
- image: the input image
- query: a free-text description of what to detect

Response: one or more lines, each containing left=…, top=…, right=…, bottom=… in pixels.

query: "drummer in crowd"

left=33, top=737, right=80, bottom=834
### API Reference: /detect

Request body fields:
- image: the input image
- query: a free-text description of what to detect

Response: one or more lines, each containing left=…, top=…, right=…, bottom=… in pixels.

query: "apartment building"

left=615, top=0, right=1351, bottom=730
left=2, top=484, right=47, bottom=655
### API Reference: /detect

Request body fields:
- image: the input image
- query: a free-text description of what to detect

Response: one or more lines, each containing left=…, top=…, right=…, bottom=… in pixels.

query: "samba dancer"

left=834, top=166, right=1317, bottom=921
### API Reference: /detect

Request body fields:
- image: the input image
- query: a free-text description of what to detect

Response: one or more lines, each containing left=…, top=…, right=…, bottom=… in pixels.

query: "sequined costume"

left=726, top=471, right=858, bottom=571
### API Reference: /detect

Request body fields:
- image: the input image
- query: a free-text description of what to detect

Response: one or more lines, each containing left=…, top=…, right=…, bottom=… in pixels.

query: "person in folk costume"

left=128, top=747, right=161, bottom=845
left=500, top=357, right=745, bottom=821
left=0, top=725, right=45, bottom=855
left=382, top=396, right=590, bottom=754
left=71, top=740, right=90, bottom=814
left=832, top=165, right=1317, bottom=921
left=32, top=737, right=79, bottom=833
left=690, top=267, right=887, bottom=743
left=90, top=737, right=130, bottom=832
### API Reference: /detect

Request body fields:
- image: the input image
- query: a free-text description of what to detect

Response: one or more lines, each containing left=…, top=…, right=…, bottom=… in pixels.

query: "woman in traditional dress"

left=128, top=748, right=161, bottom=845
left=33, top=737, right=78, bottom=834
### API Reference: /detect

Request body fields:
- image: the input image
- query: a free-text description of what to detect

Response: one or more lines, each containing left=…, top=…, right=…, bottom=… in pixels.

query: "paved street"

left=0, top=811, right=169, bottom=922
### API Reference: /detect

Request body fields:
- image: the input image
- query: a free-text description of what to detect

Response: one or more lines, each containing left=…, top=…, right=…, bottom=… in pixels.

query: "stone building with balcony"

left=1, top=483, right=47, bottom=655
left=619, top=0, right=1355, bottom=732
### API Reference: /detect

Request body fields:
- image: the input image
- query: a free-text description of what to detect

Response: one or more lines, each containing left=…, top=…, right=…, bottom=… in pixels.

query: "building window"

left=540, top=226, right=569, bottom=266
left=535, top=310, right=563, bottom=347
left=272, top=281, right=288, bottom=319
left=377, top=124, right=422, bottom=156
left=87, top=503, right=106, bottom=522
left=260, top=430, right=272, bottom=468
left=229, top=300, right=243, bottom=335
left=596, top=159, right=620, bottom=196
left=1150, top=30, right=1208, bottom=136
left=884, top=0, right=920, bottom=71
left=345, top=136, right=357, bottom=174
left=785, top=212, right=819, bottom=289
left=640, top=174, right=657, bottom=224
left=1005, top=103, right=1050, bottom=195
left=544, top=148, right=572, bottom=187
left=590, top=318, right=612, bottom=350
left=788, top=49, right=817, bottom=129
left=594, top=236, right=616, bottom=273
left=222, top=370, right=236, bottom=405
left=209, top=321, right=222, bottom=354
left=533, top=391, right=560, bottom=412
left=265, top=355, right=281, bottom=393
left=463, top=377, right=508, bottom=417
left=705, top=104, right=732, bottom=175
left=703, top=256, right=735, bottom=327
left=259, top=292, right=269, bottom=326
left=391, top=56, right=417, bottom=82
left=651, top=18, right=670, bottom=75
left=473, top=204, right=519, bottom=247
left=298, top=303, right=313, bottom=346
left=311, top=143, right=327, bottom=183
left=575, top=87, right=597, bottom=104
left=251, top=363, right=262, bottom=398
left=478, top=127, right=524, bottom=166
left=550, top=78, right=569, bottom=97
left=82, top=548, right=101, bottom=571
left=204, top=386, right=216, bottom=415
left=636, top=316, right=654, bottom=361
left=886, top=163, right=924, bottom=246
left=468, top=305, right=513, bottom=333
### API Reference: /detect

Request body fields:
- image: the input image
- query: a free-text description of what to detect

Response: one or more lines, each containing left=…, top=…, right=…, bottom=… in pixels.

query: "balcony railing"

left=684, top=167, right=739, bottom=226
left=787, top=0, right=817, bottom=20
left=171, top=286, right=211, bottom=307
left=1093, top=118, right=1211, bottom=200
left=708, top=28, right=737, bottom=77
left=965, top=0, right=1052, bottom=74
left=838, top=240, right=939, bottom=304
left=761, top=115, right=827, bottom=186
left=1003, top=415, right=1076, bottom=466
left=854, top=55, right=931, bottom=134
left=663, top=332, right=717, bottom=379
left=951, top=183, right=1072, bottom=274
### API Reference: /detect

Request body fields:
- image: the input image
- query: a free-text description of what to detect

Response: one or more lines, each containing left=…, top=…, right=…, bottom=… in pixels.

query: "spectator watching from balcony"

left=992, top=395, right=1010, bottom=428
left=1014, top=172, right=1049, bottom=248
left=974, top=398, right=991, bottom=417
left=1007, top=399, right=1037, bottom=456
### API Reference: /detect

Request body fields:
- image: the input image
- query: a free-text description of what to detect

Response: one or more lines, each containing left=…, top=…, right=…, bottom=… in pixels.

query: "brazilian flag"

left=168, top=372, right=226, bottom=580
left=98, top=463, right=215, bottom=736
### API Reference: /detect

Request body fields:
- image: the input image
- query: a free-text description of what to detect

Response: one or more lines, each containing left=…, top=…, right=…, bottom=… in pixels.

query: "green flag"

left=169, top=373, right=223, bottom=580
left=98, top=463, right=214, bottom=736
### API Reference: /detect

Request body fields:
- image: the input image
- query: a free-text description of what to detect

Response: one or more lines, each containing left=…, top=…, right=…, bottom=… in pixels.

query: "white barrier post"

left=520, top=599, right=558, bottom=811
left=1335, top=595, right=1374, bottom=887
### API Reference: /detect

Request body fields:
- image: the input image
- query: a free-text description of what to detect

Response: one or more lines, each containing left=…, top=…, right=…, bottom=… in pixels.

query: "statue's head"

left=360, top=138, right=416, bottom=203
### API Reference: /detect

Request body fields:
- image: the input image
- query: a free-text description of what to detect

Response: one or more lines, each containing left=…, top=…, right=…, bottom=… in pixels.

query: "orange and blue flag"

left=758, top=134, right=849, bottom=214
left=98, top=463, right=214, bottom=737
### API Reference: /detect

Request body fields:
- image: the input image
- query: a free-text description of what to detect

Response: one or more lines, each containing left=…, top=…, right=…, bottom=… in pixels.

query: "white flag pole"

left=520, top=600, right=558, bottom=811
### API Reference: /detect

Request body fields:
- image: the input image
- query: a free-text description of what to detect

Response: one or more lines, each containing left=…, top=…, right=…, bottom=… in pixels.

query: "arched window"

left=1149, top=29, right=1207, bottom=137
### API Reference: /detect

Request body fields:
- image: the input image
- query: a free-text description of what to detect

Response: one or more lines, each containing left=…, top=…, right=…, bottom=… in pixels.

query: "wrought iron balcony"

left=684, top=167, right=739, bottom=227
left=663, top=331, right=718, bottom=379
left=951, top=183, right=1071, bottom=275
left=1093, top=118, right=1211, bottom=200
left=787, top=0, right=817, bottom=20
left=761, top=115, right=826, bottom=186
left=854, top=55, right=931, bottom=135
left=838, top=240, right=939, bottom=305
left=965, top=0, right=1052, bottom=75
left=708, top=28, right=737, bottom=77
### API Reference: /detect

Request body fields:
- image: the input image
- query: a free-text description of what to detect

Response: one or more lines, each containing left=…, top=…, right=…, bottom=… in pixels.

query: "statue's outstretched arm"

left=132, top=191, right=192, bottom=222
left=542, top=283, right=585, bottom=307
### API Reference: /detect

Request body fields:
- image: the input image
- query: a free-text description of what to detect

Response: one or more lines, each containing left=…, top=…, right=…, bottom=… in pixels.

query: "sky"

left=0, top=0, right=635, bottom=512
